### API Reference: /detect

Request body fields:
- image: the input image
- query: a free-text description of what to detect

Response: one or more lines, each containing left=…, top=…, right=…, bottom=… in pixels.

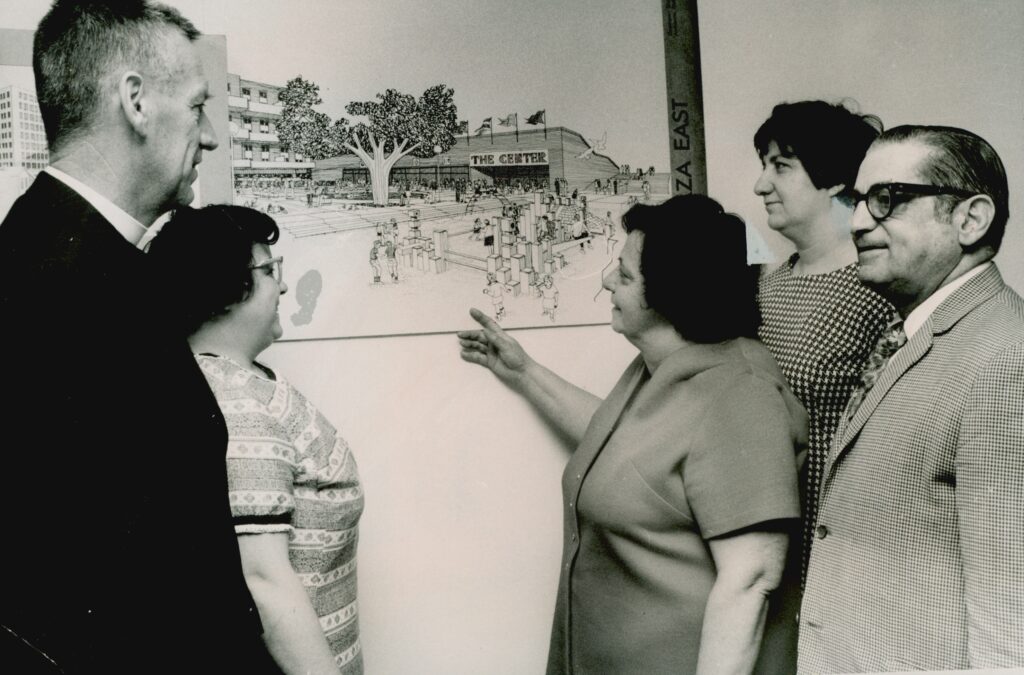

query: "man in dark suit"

left=0, top=2, right=278, bottom=672
left=799, top=126, right=1024, bottom=672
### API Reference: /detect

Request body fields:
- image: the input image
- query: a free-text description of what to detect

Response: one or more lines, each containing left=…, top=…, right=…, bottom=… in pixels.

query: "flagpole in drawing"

left=526, top=109, right=546, bottom=140
left=474, top=117, right=493, bottom=145
left=498, top=113, right=519, bottom=143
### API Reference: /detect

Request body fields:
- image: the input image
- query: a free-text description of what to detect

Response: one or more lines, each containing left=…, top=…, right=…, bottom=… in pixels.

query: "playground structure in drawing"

left=246, top=176, right=665, bottom=339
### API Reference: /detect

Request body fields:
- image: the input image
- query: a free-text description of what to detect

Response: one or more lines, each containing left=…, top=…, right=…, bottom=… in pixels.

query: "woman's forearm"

left=695, top=578, right=771, bottom=675
left=246, top=569, right=342, bottom=675
left=516, top=359, right=602, bottom=444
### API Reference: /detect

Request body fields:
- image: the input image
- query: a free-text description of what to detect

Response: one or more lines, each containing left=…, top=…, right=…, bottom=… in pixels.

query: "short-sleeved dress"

left=547, top=339, right=806, bottom=674
left=757, top=255, right=892, bottom=581
left=197, top=354, right=365, bottom=674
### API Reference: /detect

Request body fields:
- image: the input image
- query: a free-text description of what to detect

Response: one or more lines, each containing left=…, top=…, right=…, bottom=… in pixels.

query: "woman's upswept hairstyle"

left=754, top=99, right=883, bottom=195
left=621, top=194, right=759, bottom=343
left=147, top=205, right=280, bottom=336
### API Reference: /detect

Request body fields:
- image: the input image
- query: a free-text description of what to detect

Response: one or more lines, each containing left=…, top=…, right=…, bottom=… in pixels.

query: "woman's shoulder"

left=196, top=354, right=287, bottom=406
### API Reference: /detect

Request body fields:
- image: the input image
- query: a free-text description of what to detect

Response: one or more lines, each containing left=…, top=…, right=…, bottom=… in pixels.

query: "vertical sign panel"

left=662, top=0, right=706, bottom=195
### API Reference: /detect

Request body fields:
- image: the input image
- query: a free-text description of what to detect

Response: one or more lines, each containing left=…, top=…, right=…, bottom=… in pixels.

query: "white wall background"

left=265, top=3, right=1023, bottom=673
left=1, top=1, right=1020, bottom=673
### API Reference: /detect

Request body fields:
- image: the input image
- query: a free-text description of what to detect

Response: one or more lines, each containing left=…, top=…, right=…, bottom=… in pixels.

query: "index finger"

left=468, top=307, right=504, bottom=337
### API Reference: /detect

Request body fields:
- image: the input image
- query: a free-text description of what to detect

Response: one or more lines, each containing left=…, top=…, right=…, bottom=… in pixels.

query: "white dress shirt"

left=43, top=166, right=150, bottom=249
left=904, top=261, right=992, bottom=338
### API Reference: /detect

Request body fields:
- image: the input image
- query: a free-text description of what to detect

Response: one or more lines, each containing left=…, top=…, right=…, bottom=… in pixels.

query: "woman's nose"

left=602, top=267, right=617, bottom=291
left=278, top=280, right=289, bottom=295
left=753, top=171, right=772, bottom=196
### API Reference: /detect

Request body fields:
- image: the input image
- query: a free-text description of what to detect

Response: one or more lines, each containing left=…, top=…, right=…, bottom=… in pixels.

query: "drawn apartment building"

left=226, top=74, right=314, bottom=183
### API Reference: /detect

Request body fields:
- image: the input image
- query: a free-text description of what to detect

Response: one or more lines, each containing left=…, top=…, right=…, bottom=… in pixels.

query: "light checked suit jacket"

left=798, top=264, right=1024, bottom=673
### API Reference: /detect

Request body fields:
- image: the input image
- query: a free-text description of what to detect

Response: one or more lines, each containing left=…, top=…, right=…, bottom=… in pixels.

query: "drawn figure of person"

left=483, top=218, right=495, bottom=253
left=482, top=273, right=508, bottom=321
left=606, top=210, right=619, bottom=253
left=642, top=179, right=652, bottom=202
left=539, top=275, right=559, bottom=321
left=389, top=217, right=400, bottom=245
left=572, top=213, right=591, bottom=252
left=472, top=217, right=483, bottom=240
left=541, top=214, right=556, bottom=242
left=383, top=239, right=398, bottom=281
left=369, top=238, right=383, bottom=284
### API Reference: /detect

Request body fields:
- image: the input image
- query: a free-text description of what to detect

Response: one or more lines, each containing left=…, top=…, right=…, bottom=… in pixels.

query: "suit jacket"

left=0, top=174, right=278, bottom=673
left=799, top=264, right=1024, bottom=673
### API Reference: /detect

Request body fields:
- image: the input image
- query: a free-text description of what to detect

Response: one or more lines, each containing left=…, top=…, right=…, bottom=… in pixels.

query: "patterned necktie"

left=845, top=315, right=907, bottom=422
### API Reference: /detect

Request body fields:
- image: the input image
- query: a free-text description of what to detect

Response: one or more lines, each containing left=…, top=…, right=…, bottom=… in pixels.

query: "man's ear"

left=955, top=194, right=995, bottom=248
left=118, top=72, right=147, bottom=136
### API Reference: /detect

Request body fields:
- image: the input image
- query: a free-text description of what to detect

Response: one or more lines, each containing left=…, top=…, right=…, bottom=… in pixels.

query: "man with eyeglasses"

left=0, top=1, right=278, bottom=672
left=798, top=125, right=1024, bottom=672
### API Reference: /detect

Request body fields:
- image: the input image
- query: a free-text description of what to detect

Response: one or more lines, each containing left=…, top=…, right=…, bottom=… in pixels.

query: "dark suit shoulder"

left=0, top=173, right=140, bottom=275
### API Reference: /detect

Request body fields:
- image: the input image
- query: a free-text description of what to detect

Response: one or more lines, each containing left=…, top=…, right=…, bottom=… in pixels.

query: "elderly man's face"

left=146, top=31, right=218, bottom=213
left=851, top=140, right=962, bottom=309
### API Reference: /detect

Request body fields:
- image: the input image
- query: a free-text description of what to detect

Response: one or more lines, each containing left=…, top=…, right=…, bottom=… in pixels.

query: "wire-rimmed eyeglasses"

left=249, top=256, right=284, bottom=284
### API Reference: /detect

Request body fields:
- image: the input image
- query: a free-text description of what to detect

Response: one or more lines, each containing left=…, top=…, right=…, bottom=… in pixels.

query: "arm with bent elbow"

left=696, top=529, right=788, bottom=675
left=238, top=532, right=342, bottom=675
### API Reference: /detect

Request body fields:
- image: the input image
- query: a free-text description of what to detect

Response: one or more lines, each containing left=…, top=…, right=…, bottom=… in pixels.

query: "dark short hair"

left=147, top=205, right=280, bottom=336
left=754, top=100, right=882, bottom=194
left=621, top=195, right=759, bottom=343
left=33, top=0, right=200, bottom=153
left=876, top=125, right=1009, bottom=253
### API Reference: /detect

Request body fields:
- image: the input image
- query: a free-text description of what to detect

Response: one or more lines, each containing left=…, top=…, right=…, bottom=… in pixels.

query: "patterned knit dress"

left=197, top=354, right=365, bottom=674
left=758, top=255, right=892, bottom=582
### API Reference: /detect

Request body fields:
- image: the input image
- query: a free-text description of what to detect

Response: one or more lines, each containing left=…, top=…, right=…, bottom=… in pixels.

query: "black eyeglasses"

left=849, top=182, right=975, bottom=220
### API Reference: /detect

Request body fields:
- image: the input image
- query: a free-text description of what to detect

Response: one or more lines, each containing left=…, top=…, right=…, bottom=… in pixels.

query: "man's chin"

left=856, top=266, right=889, bottom=293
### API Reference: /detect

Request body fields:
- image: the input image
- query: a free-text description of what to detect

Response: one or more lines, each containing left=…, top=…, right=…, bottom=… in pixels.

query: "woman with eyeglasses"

left=460, top=195, right=806, bottom=674
left=148, top=205, right=364, bottom=675
left=753, top=100, right=894, bottom=584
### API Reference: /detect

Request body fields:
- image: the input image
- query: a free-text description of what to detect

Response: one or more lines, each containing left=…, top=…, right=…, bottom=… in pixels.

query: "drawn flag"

left=474, top=117, right=492, bottom=135
left=499, top=113, right=519, bottom=141
left=526, top=110, right=546, bottom=125
left=457, top=120, right=469, bottom=134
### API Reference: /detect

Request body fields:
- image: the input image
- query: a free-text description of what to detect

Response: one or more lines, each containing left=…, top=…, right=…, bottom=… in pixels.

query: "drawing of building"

left=314, top=127, right=618, bottom=192
left=226, top=74, right=314, bottom=183
left=0, top=84, right=48, bottom=175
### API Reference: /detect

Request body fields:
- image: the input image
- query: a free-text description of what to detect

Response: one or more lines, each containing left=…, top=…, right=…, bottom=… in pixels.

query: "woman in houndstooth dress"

left=753, top=101, right=894, bottom=583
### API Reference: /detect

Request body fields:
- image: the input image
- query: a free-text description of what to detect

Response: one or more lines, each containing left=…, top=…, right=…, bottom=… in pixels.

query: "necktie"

left=845, top=316, right=907, bottom=421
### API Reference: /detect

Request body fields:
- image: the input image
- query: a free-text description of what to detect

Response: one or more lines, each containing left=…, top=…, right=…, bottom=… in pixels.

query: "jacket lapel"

left=824, top=265, right=1005, bottom=479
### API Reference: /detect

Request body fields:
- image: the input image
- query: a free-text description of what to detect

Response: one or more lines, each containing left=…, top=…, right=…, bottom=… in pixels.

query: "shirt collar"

left=44, top=166, right=150, bottom=249
left=904, top=261, right=991, bottom=338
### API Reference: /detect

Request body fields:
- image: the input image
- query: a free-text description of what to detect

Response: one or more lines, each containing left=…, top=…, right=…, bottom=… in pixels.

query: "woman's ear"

left=827, top=183, right=846, bottom=198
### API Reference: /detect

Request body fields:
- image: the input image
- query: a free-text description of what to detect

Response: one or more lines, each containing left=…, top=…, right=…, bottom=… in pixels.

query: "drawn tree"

left=343, top=84, right=459, bottom=205
left=276, top=76, right=334, bottom=161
